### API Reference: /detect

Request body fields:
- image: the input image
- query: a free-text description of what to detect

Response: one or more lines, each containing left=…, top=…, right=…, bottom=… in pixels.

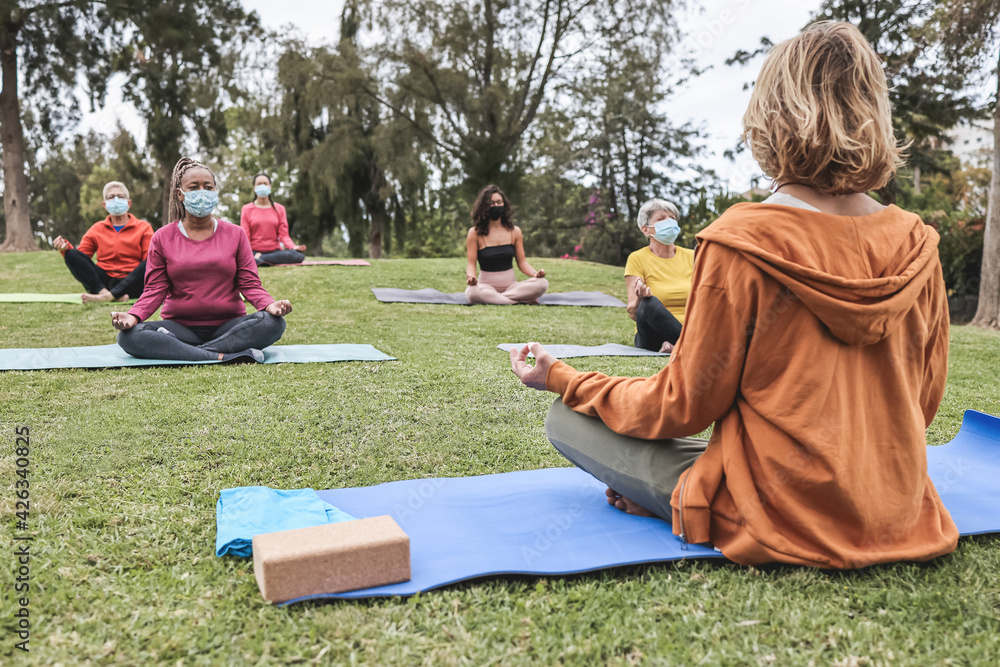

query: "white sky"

left=78, top=0, right=822, bottom=194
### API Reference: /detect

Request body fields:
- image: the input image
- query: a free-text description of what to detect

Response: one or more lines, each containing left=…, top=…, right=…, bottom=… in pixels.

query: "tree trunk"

left=159, top=159, right=173, bottom=225
left=366, top=165, right=385, bottom=259
left=0, top=26, right=36, bottom=252
left=368, top=204, right=384, bottom=259
left=913, top=165, right=922, bottom=196
left=971, top=55, right=1000, bottom=329
left=392, top=193, right=406, bottom=256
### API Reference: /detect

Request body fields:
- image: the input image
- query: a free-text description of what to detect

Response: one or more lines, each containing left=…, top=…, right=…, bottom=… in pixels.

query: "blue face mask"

left=105, top=197, right=130, bottom=216
left=182, top=189, right=219, bottom=217
left=650, top=219, right=680, bottom=245
left=254, top=185, right=271, bottom=197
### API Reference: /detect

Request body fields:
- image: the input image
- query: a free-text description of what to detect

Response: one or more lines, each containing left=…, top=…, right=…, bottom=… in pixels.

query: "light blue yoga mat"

left=498, top=343, right=669, bottom=358
left=219, top=409, right=1000, bottom=603
left=0, top=343, right=395, bottom=371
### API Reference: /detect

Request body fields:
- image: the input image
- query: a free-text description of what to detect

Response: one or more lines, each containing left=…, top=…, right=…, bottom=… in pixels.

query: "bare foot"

left=115, top=294, right=130, bottom=302
left=606, top=488, right=656, bottom=517
left=659, top=341, right=674, bottom=354
left=81, top=289, right=115, bottom=304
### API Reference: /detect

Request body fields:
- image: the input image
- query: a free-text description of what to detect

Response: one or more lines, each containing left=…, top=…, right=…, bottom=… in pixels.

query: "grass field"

left=1, top=250, right=999, bottom=665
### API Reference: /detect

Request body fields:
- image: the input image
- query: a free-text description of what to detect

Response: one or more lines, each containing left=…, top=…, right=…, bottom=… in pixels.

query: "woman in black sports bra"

left=465, top=185, right=548, bottom=304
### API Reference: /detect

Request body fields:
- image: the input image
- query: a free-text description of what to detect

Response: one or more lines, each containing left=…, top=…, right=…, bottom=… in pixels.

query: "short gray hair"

left=636, top=198, right=679, bottom=231
left=102, top=181, right=130, bottom=200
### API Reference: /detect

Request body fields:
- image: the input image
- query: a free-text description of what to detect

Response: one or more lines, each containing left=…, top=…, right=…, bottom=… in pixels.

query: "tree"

left=353, top=0, right=682, bottom=201
left=727, top=1, right=980, bottom=203
left=549, top=3, right=710, bottom=265
left=26, top=125, right=158, bottom=245
left=112, top=0, right=256, bottom=225
left=938, top=0, right=1000, bottom=327
left=273, top=3, right=427, bottom=258
left=811, top=1, right=979, bottom=195
left=1, top=1, right=116, bottom=251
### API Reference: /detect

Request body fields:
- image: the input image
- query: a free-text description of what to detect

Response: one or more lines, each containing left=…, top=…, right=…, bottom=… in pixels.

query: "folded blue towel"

left=215, top=486, right=356, bottom=557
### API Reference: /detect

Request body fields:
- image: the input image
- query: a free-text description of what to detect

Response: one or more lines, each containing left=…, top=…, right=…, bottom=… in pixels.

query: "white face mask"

left=105, top=197, right=130, bottom=216
left=649, top=219, right=680, bottom=244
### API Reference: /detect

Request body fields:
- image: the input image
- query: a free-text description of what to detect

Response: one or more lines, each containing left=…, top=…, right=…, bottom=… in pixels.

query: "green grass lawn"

left=1, top=251, right=999, bottom=665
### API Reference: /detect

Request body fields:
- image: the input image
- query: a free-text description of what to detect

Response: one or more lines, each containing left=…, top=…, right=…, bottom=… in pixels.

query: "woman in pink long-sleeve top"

left=240, top=173, right=306, bottom=267
left=111, top=158, right=293, bottom=363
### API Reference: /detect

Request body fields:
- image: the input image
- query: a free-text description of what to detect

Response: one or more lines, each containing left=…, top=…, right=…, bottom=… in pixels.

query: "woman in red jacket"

left=510, top=22, right=958, bottom=569
left=239, top=173, right=306, bottom=266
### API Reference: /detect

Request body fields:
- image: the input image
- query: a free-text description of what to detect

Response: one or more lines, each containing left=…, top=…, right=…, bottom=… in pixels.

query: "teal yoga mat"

left=0, top=343, right=395, bottom=371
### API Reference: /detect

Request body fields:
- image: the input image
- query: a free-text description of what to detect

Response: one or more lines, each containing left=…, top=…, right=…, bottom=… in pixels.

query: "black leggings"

left=634, top=296, right=683, bottom=351
left=64, top=249, right=146, bottom=299
left=117, top=311, right=286, bottom=361
left=256, top=249, right=305, bottom=266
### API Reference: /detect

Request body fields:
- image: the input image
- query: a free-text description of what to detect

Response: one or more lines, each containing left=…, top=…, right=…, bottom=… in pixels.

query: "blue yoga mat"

left=303, top=468, right=724, bottom=603
left=215, top=409, right=1000, bottom=603
left=925, top=409, right=1000, bottom=536
left=0, top=343, right=395, bottom=371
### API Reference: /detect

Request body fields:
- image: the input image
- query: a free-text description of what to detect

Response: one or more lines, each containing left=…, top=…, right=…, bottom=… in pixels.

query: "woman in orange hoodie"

left=511, top=21, right=959, bottom=569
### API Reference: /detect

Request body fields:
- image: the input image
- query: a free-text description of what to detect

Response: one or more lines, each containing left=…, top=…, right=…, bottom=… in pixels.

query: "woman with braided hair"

left=111, top=158, right=292, bottom=363
left=240, top=173, right=306, bottom=266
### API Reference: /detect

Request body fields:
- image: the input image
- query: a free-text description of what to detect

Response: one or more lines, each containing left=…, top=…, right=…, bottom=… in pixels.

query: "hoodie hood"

left=697, top=202, right=941, bottom=346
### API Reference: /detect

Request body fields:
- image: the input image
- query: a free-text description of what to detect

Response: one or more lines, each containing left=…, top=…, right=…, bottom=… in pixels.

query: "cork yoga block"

left=253, top=515, right=411, bottom=603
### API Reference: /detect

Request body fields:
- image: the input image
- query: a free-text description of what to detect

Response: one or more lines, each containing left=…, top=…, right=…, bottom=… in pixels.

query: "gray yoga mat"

left=371, top=287, right=626, bottom=307
left=498, top=343, right=669, bottom=359
left=269, top=259, right=371, bottom=267
left=0, top=343, right=395, bottom=371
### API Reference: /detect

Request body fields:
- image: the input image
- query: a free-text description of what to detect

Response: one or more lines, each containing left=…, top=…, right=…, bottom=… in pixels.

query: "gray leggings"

left=117, top=311, right=286, bottom=361
left=545, top=398, right=707, bottom=520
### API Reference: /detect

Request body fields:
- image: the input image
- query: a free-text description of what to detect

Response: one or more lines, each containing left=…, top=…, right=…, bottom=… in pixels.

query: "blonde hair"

left=169, top=157, right=216, bottom=223
left=102, top=181, right=129, bottom=200
left=742, top=21, right=904, bottom=195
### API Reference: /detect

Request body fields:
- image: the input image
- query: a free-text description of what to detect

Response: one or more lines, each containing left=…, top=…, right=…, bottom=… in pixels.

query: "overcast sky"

left=80, top=0, right=822, bottom=195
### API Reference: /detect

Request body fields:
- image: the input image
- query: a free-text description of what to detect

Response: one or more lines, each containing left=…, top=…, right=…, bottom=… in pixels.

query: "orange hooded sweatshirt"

left=546, top=203, right=959, bottom=569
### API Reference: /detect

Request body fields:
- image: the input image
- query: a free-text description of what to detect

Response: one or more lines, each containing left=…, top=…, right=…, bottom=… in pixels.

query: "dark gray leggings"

left=256, top=249, right=305, bottom=266
left=545, top=398, right=707, bottom=520
left=117, top=311, right=286, bottom=361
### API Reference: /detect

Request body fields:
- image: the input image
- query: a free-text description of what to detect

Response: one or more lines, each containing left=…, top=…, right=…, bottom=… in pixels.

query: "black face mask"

left=488, top=205, right=504, bottom=220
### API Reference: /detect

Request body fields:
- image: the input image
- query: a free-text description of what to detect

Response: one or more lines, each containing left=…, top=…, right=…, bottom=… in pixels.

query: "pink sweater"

left=128, top=221, right=275, bottom=326
left=240, top=202, right=295, bottom=252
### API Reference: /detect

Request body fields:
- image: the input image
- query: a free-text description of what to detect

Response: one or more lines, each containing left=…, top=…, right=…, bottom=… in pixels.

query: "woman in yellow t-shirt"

left=623, top=199, right=694, bottom=353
